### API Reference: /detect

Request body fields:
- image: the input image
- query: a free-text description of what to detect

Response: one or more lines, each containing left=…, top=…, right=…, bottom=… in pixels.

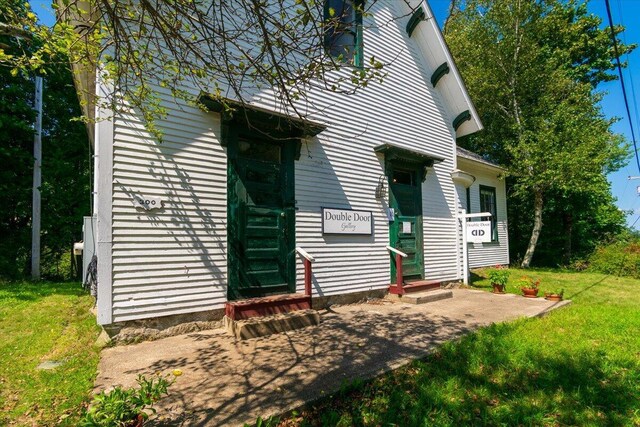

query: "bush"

left=81, top=372, right=179, bottom=426
left=587, top=236, right=640, bottom=279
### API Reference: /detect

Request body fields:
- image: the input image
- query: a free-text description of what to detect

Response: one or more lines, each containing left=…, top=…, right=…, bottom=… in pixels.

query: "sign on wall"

left=133, top=195, right=164, bottom=211
left=322, top=207, right=373, bottom=235
left=467, top=221, right=492, bottom=243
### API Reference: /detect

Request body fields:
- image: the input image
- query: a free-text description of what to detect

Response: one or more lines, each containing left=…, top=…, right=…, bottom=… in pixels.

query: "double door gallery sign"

left=322, top=207, right=373, bottom=235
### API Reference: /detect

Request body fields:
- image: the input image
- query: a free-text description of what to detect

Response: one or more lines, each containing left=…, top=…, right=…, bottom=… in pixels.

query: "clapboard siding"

left=103, top=0, right=468, bottom=323
left=457, top=160, right=510, bottom=268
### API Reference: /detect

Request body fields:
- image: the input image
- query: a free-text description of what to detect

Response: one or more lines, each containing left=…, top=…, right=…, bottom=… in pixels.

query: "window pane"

left=238, top=138, right=281, bottom=163
left=324, top=0, right=361, bottom=64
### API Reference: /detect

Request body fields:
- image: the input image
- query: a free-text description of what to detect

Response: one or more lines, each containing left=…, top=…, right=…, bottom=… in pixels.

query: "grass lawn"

left=0, top=281, right=101, bottom=426
left=277, top=269, right=640, bottom=426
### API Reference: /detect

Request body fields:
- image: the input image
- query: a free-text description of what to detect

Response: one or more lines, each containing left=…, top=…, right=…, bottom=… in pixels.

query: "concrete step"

left=224, top=309, right=320, bottom=340
left=388, top=289, right=453, bottom=305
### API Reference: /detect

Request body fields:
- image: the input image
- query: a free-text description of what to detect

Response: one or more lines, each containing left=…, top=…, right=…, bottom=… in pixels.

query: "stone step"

left=390, top=289, right=453, bottom=305
left=224, top=309, right=320, bottom=340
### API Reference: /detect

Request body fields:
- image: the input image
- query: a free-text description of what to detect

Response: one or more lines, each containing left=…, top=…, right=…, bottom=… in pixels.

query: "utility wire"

left=604, top=0, right=640, bottom=173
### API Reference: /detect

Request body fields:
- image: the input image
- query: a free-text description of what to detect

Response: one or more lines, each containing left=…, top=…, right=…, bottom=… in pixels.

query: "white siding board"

left=105, top=0, right=476, bottom=323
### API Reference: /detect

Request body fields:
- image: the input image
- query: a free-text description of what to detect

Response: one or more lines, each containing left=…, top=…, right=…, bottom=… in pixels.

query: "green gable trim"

left=453, top=110, right=471, bottom=131
left=374, top=143, right=444, bottom=171
left=406, top=7, right=425, bottom=37
left=198, top=94, right=326, bottom=142
left=430, top=62, right=450, bottom=87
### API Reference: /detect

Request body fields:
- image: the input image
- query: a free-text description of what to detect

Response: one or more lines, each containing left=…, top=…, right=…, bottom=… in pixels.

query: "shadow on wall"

left=113, top=109, right=227, bottom=300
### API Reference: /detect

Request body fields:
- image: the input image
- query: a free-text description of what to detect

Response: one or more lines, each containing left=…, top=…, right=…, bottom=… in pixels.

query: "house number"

left=133, top=195, right=164, bottom=211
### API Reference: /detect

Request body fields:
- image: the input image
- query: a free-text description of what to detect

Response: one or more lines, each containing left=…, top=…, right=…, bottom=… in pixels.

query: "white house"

left=84, top=0, right=509, bottom=336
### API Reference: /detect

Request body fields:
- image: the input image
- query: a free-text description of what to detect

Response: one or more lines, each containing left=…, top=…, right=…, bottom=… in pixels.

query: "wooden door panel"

left=228, top=134, right=296, bottom=300
left=388, top=164, right=424, bottom=281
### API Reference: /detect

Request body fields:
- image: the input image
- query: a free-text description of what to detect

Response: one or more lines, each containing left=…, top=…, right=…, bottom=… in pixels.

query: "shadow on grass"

left=0, top=281, right=85, bottom=303
left=564, top=274, right=610, bottom=301
left=292, top=321, right=635, bottom=426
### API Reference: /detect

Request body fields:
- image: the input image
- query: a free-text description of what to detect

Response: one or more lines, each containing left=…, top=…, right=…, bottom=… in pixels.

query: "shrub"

left=81, top=372, right=179, bottom=426
left=587, top=237, right=640, bottom=279
left=487, top=265, right=510, bottom=286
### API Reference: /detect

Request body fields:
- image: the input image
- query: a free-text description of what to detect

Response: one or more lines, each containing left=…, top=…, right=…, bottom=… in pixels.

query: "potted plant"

left=517, top=276, right=540, bottom=298
left=487, top=265, right=510, bottom=294
left=545, top=288, right=564, bottom=301
left=82, top=371, right=181, bottom=426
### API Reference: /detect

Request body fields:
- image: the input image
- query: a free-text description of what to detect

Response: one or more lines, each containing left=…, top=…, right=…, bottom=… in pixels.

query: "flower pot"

left=492, top=283, right=506, bottom=294
left=545, top=293, right=563, bottom=301
left=521, top=287, right=539, bottom=298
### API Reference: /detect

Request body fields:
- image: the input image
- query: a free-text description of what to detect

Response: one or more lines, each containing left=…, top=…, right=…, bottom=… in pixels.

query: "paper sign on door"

left=402, top=221, right=411, bottom=234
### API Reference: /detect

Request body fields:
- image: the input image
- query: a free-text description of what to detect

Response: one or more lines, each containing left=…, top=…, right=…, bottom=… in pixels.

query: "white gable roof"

left=403, top=1, right=483, bottom=138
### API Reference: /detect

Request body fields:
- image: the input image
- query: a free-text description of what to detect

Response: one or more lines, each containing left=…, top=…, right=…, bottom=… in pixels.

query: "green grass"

left=278, top=269, right=640, bottom=426
left=0, top=281, right=101, bottom=426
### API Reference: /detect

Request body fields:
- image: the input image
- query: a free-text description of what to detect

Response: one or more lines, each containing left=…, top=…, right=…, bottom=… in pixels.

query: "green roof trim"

left=374, top=143, right=445, bottom=167
left=453, top=110, right=471, bottom=131
left=197, top=93, right=326, bottom=139
left=406, top=7, right=426, bottom=37
left=430, top=62, right=450, bottom=87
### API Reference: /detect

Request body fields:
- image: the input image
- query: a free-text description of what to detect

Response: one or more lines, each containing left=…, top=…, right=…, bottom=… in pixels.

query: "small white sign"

left=467, top=221, right=492, bottom=243
left=387, top=208, right=395, bottom=222
left=402, top=221, right=412, bottom=234
left=133, top=195, right=164, bottom=211
left=322, top=207, right=373, bottom=235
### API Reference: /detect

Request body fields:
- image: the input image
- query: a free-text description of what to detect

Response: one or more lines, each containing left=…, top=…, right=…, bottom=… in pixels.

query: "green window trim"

left=430, top=62, right=450, bottom=87
left=324, top=0, right=365, bottom=68
left=406, top=7, right=426, bottom=37
left=479, top=185, right=498, bottom=242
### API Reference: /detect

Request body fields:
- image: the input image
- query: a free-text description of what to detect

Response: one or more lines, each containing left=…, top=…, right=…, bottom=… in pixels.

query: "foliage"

left=516, top=275, right=540, bottom=290
left=81, top=373, right=177, bottom=427
left=0, top=0, right=396, bottom=134
left=586, top=234, right=640, bottom=279
left=545, top=288, right=564, bottom=297
left=274, top=269, right=640, bottom=426
left=487, top=265, right=510, bottom=286
left=0, top=0, right=91, bottom=279
left=0, top=280, right=100, bottom=426
left=445, top=0, right=633, bottom=267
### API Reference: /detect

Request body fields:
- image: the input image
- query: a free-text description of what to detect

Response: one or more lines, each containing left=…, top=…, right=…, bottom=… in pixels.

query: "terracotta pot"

left=545, top=293, right=563, bottom=301
left=521, top=287, right=539, bottom=298
left=492, top=283, right=506, bottom=294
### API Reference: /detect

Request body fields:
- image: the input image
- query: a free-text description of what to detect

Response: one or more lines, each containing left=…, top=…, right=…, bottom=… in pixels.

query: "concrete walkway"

left=95, top=290, right=570, bottom=426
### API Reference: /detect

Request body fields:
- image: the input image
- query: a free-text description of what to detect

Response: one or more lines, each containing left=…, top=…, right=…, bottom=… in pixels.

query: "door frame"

left=226, top=124, right=297, bottom=301
left=386, top=160, right=425, bottom=282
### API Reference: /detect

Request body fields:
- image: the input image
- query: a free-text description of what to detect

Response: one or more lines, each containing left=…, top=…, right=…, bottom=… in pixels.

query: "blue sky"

left=33, top=0, right=640, bottom=229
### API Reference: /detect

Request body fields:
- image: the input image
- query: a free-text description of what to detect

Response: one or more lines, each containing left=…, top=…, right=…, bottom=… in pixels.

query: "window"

left=324, top=0, right=364, bottom=67
left=479, top=185, right=498, bottom=241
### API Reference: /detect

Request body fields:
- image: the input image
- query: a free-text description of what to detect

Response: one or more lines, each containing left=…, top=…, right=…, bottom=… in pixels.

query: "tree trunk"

left=521, top=190, right=543, bottom=268
left=562, top=212, right=573, bottom=265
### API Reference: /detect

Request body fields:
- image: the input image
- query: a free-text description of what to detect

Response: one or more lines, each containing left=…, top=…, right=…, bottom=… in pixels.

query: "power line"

left=604, top=0, right=640, bottom=173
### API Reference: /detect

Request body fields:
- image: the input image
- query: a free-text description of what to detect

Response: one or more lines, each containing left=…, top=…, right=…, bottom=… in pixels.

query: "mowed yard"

left=277, top=269, right=640, bottom=426
left=1, top=270, right=639, bottom=426
left=0, top=281, right=100, bottom=426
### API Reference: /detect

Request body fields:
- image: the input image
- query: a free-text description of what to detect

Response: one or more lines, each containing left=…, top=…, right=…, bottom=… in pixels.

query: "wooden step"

left=225, top=293, right=311, bottom=320
left=388, top=280, right=441, bottom=295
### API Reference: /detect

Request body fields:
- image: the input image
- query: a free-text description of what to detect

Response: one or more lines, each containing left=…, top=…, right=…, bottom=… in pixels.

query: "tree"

left=0, top=0, right=91, bottom=279
left=0, top=0, right=408, bottom=135
left=445, top=0, right=631, bottom=267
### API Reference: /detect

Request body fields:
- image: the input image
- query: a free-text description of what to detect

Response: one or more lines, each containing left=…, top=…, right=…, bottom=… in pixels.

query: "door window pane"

left=238, top=138, right=281, bottom=163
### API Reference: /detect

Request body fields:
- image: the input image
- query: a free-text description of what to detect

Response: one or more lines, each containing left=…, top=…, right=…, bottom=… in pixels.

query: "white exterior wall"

left=99, top=0, right=470, bottom=324
left=457, top=159, right=510, bottom=268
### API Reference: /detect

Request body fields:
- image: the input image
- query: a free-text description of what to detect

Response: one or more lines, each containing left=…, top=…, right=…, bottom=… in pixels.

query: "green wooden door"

left=388, top=163, right=424, bottom=281
left=228, top=133, right=296, bottom=300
